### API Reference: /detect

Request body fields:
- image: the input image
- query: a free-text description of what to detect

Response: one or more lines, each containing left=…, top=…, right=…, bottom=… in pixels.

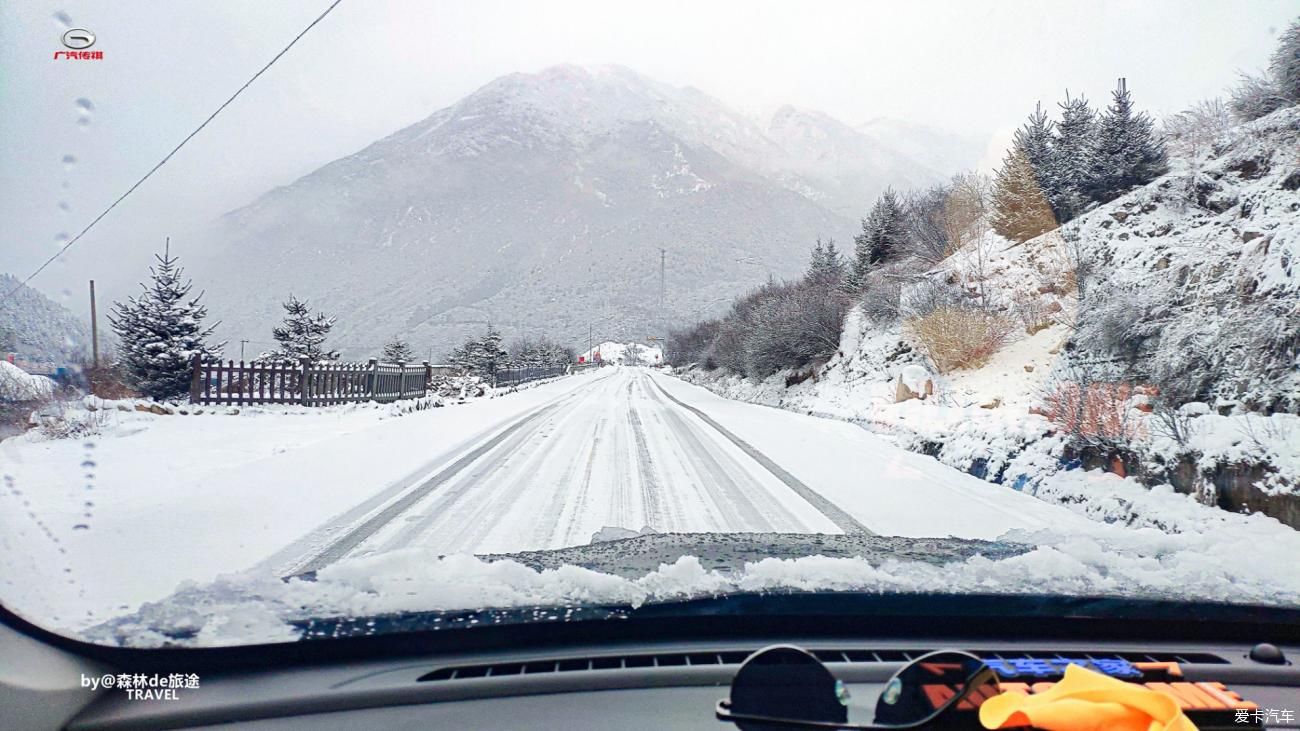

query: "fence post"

left=368, top=358, right=378, bottom=401
left=189, top=354, right=203, bottom=404
left=422, top=361, right=431, bottom=396
left=299, top=358, right=311, bottom=406
left=397, top=360, right=407, bottom=400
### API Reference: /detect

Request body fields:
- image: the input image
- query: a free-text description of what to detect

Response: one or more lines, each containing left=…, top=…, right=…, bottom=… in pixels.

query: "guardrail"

left=492, top=364, right=569, bottom=388
left=189, top=356, right=432, bottom=406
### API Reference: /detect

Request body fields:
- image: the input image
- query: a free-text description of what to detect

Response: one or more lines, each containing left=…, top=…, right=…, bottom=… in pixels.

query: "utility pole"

left=240, top=339, right=249, bottom=361
left=659, top=248, right=666, bottom=314
left=88, top=280, right=100, bottom=368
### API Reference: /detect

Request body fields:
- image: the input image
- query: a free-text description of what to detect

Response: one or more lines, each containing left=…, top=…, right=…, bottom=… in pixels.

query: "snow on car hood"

left=81, top=524, right=1300, bottom=648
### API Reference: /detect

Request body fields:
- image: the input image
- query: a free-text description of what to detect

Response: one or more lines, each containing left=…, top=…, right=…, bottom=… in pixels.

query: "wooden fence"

left=190, top=356, right=433, bottom=406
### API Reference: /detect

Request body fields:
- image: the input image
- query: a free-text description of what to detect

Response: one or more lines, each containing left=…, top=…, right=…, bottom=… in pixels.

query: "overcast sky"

left=1, top=0, right=1294, bottom=310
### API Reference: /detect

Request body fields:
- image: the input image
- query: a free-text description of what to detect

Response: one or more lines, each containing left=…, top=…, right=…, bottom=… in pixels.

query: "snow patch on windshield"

left=86, top=513, right=1300, bottom=648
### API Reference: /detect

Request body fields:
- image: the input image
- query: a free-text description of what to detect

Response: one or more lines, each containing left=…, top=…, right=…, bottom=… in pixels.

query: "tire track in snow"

left=289, top=401, right=563, bottom=575
left=626, top=404, right=663, bottom=529
left=643, top=371, right=872, bottom=536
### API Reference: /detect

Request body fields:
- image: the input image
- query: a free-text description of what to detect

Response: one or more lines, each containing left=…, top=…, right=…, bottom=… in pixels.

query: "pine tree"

left=450, top=325, right=509, bottom=377
left=991, top=147, right=1058, bottom=243
left=381, top=336, right=416, bottom=363
left=1088, top=78, right=1168, bottom=203
left=480, top=325, right=507, bottom=374
left=268, top=295, right=338, bottom=362
left=1044, top=92, right=1098, bottom=222
left=109, top=242, right=222, bottom=400
left=1270, top=18, right=1300, bottom=103
left=806, top=237, right=845, bottom=284
left=858, top=189, right=908, bottom=266
left=844, top=229, right=871, bottom=293
left=1014, top=103, right=1056, bottom=186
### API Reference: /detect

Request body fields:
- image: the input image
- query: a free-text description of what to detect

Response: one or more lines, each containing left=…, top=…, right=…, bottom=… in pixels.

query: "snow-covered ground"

left=1, top=371, right=607, bottom=629
left=6, top=362, right=1300, bottom=648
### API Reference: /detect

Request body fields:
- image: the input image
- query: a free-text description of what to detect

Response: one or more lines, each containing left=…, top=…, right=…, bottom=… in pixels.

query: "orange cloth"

left=979, top=663, right=1198, bottom=731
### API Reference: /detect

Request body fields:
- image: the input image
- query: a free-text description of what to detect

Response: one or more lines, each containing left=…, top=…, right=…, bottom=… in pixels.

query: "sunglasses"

left=716, top=647, right=1001, bottom=730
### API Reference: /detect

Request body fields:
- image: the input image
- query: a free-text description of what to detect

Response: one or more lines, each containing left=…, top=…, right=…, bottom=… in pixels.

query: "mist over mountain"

left=192, top=65, right=979, bottom=359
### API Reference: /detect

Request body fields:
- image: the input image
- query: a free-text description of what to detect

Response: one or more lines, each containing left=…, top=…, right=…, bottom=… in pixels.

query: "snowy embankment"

left=0, top=369, right=609, bottom=631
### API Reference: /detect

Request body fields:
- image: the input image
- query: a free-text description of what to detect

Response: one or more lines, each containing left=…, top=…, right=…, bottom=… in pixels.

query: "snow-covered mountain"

left=856, top=117, right=989, bottom=179
left=193, top=65, right=964, bottom=358
left=762, top=106, right=943, bottom=216
left=0, top=273, right=91, bottom=367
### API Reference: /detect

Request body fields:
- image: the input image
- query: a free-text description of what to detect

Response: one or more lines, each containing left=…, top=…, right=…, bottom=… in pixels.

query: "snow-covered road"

left=3, top=365, right=1095, bottom=630
left=282, top=367, right=1088, bottom=574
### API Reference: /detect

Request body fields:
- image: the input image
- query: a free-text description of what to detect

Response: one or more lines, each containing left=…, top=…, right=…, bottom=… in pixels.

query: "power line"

left=1, top=0, right=345, bottom=305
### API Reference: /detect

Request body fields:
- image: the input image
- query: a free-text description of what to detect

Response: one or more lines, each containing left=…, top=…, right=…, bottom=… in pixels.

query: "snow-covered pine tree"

left=1088, top=78, right=1168, bottom=203
left=109, top=243, right=222, bottom=400
left=806, top=237, right=845, bottom=284
left=1015, top=103, right=1056, bottom=189
left=451, top=326, right=509, bottom=377
left=381, top=336, right=416, bottom=363
left=268, top=295, right=338, bottom=363
left=479, top=325, right=507, bottom=375
left=1271, top=17, right=1300, bottom=103
left=843, top=227, right=872, bottom=293
left=1044, top=92, right=1098, bottom=222
left=860, top=189, right=908, bottom=265
left=991, top=147, right=1058, bottom=243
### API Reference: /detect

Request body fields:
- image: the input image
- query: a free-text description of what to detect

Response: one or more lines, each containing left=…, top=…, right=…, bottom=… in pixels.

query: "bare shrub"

left=899, top=278, right=963, bottom=320
left=1229, top=73, right=1289, bottom=122
left=1150, top=396, right=1194, bottom=447
left=943, top=172, right=992, bottom=254
left=1039, top=379, right=1145, bottom=446
left=900, top=185, right=950, bottom=264
left=1010, top=292, right=1054, bottom=335
left=1163, top=98, right=1233, bottom=158
left=82, top=363, right=138, bottom=400
left=669, top=274, right=850, bottom=379
left=36, top=403, right=110, bottom=440
left=906, top=305, right=1011, bottom=373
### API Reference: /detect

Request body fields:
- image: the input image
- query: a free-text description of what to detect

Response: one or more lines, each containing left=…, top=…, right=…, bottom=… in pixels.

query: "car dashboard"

left=67, top=636, right=1300, bottom=730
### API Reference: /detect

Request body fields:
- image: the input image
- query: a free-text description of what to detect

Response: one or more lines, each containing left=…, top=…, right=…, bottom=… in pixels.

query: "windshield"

left=2, top=1, right=1299, bottom=649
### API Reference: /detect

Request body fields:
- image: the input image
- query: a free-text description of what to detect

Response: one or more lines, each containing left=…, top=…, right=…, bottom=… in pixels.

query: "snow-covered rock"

left=0, top=360, right=54, bottom=401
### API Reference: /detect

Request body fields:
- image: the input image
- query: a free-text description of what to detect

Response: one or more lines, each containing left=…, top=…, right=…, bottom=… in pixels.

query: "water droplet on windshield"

left=53, top=11, right=72, bottom=28
left=81, top=459, right=95, bottom=469
left=58, top=201, right=71, bottom=212
left=54, top=232, right=70, bottom=247
left=75, top=98, right=94, bottom=128
left=72, top=524, right=89, bottom=530
left=61, top=154, right=77, bottom=169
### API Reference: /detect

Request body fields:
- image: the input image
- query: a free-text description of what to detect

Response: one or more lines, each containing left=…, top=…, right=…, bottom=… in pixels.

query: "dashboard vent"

left=416, top=648, right=1226, bottom=682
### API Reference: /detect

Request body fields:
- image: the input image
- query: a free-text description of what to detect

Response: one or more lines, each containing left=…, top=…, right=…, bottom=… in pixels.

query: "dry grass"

left=906, top=306, right=1011, bottom=373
